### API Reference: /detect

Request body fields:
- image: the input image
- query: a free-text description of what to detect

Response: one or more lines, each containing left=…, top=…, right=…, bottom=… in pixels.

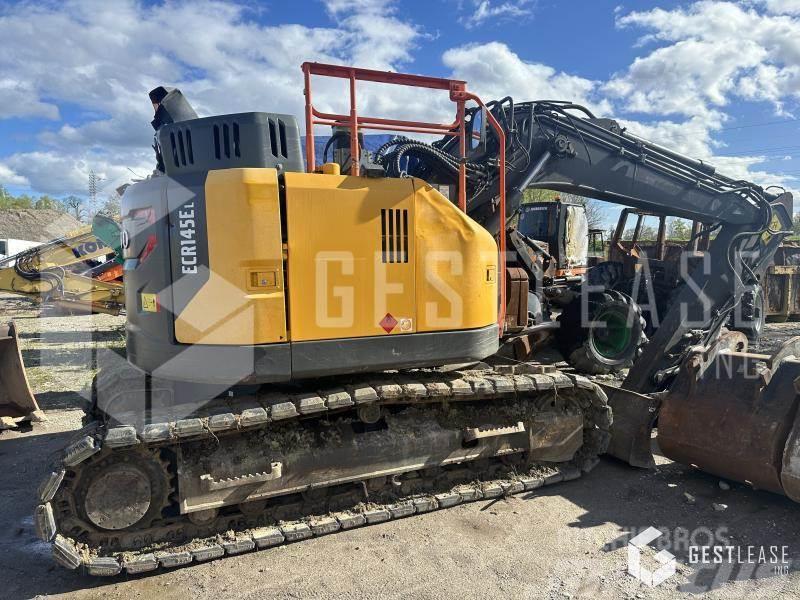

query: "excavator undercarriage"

left=40, top=359, right=610, bottom=574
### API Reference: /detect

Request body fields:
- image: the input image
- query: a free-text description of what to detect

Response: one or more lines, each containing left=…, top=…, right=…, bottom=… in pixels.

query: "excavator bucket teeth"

left=601, top=383, right=660, bottom=468
left=658, top=336, right=800, bottom=501
left=0, top=322, right=44, bottom=430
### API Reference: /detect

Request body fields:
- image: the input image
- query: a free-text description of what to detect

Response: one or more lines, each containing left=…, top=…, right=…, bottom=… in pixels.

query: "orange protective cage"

left=300, top=62, right=507, bottom=332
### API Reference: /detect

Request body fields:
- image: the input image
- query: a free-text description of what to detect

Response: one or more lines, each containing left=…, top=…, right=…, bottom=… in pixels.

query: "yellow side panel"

left=413, top=179, right=498, bottom=332
left=175, top=168, right=287, bottom=345
left=285, top=172, right=416, bottom=341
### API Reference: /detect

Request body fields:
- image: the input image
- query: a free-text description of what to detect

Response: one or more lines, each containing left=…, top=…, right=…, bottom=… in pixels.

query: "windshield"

left=517, top=205, right=550, bottom=240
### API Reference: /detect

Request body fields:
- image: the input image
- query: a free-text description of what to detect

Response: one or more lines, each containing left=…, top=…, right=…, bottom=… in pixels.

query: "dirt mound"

left=0, top=209, right=82, bottom=242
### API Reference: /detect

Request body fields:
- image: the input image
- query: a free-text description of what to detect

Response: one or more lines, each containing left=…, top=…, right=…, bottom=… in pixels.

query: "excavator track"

left=36, top=367, right=611, bottom=576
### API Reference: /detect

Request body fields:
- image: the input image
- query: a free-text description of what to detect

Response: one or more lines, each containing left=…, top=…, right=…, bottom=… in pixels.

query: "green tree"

left=0, top=186, right=41, bottom=209
left=522, top=189, right=604, bottom=229
left=34, top=195, right=65, bottom=211
left=522, top=188, right=559, bottom=203
left=6, top=193, right=33, bottom=209
left=667, top=217, right=692, bottom=240
left=622, top=225, right=658, bottom=241
left=0, top=187, right=12, bottom=209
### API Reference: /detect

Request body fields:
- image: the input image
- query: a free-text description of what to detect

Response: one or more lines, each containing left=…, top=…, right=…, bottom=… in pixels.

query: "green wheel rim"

left=591, top=307, right=633, bottom=360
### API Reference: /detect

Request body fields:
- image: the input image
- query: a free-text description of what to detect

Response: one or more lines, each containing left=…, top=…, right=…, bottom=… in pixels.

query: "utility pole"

left=88, top=170, right=101, bottom=206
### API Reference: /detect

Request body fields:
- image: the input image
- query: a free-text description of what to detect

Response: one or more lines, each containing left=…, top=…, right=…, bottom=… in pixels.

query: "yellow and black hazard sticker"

left=141, top=293, right=159, bottom=313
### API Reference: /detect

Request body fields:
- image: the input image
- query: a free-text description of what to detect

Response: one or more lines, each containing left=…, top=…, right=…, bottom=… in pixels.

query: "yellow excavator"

left=0, top=215, right=124, bottom=429
left=32, top=65, right=800, bottom=576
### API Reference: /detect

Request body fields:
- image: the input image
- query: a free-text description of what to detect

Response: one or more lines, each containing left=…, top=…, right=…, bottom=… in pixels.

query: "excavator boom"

left=375, top=96, right=797, bottom=484
left=0, top=215, right=124, bottom=429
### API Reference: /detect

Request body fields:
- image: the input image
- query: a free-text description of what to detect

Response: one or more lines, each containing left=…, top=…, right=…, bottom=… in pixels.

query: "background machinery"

left=516, top=199, right=590, bottom=279
left=35, top=64, right=800, bottom=576
left=765, top=242, right=800, bottom=321
left=0, top=215, right=125, bottom=427
left=0, top=214, right=124, bottom=315
left=589, top=207, right=800, bottom=339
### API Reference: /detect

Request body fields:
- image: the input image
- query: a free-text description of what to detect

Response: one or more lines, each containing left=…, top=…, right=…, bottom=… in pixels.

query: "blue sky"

left=3, top=0, right=800, bottom=226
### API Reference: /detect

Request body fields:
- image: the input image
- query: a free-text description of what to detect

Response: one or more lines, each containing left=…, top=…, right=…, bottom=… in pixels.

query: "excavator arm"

left=380, top=99, right=792, bottom=389
left=380, top=100, right=800, bottom=492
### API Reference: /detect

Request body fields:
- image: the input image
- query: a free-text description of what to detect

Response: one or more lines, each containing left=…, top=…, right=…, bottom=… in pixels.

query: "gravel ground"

left=0, top=294, right=798, bottom=600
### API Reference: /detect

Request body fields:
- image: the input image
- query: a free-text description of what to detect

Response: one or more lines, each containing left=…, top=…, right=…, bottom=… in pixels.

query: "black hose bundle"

left=13, top=247, right=65, bottom=298
left=374, top=136, right=489, bottom=186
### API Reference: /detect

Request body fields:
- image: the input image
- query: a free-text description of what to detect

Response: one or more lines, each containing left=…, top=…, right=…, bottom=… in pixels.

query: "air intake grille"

left=169, top=128, right=194, bottom=167
left=267, top=117, right=289, bottom=158
left=381, top=208, right=409, bottom=263
left=213, top=122, right=241, bottom=159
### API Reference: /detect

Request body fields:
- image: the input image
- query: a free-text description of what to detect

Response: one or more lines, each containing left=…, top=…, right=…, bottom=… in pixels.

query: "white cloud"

left=0, top=163, right=28, bottom=187
left=753, top=0, right=800, bottom=15
left=459, top=0, right=536, bottom=29
left=0, top=150, right=152, bottom=197
left=1, top=0, right=799, bottom=200
left=598, top=1, right=800, bottom=196
left=618, top=117, right=716, bottom=159
left=0, top=79, right=59, bottom=120
left=443, top=42, right=609, bottom=114
left=0, top=0, right=423, bottom=195
left=609, top=2, right=800, bottom=119
left=323, top=0, right=386, bottom=15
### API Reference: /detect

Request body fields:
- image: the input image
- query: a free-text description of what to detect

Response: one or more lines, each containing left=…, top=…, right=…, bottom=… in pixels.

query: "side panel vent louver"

left=213, top=121, right=241, bottom=160
left=381, top=208, right=409, bottom=264
left=169, top=128, right=194, bottom=167
left=267, top=118, right=289, bottom=158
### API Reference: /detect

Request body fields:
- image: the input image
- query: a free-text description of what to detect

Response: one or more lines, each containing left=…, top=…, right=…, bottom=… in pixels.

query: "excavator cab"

left=517, top=200, right=589, bottom=278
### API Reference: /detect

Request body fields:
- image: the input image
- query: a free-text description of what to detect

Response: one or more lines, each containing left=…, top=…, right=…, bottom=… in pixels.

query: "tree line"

left=0, top=184, right=120, bottom=222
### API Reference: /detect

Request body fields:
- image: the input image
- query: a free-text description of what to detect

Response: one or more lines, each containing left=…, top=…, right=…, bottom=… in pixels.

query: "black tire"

left=731, top=286, right=765, bottom=342
left=556, top=290, right=648, bottom=375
